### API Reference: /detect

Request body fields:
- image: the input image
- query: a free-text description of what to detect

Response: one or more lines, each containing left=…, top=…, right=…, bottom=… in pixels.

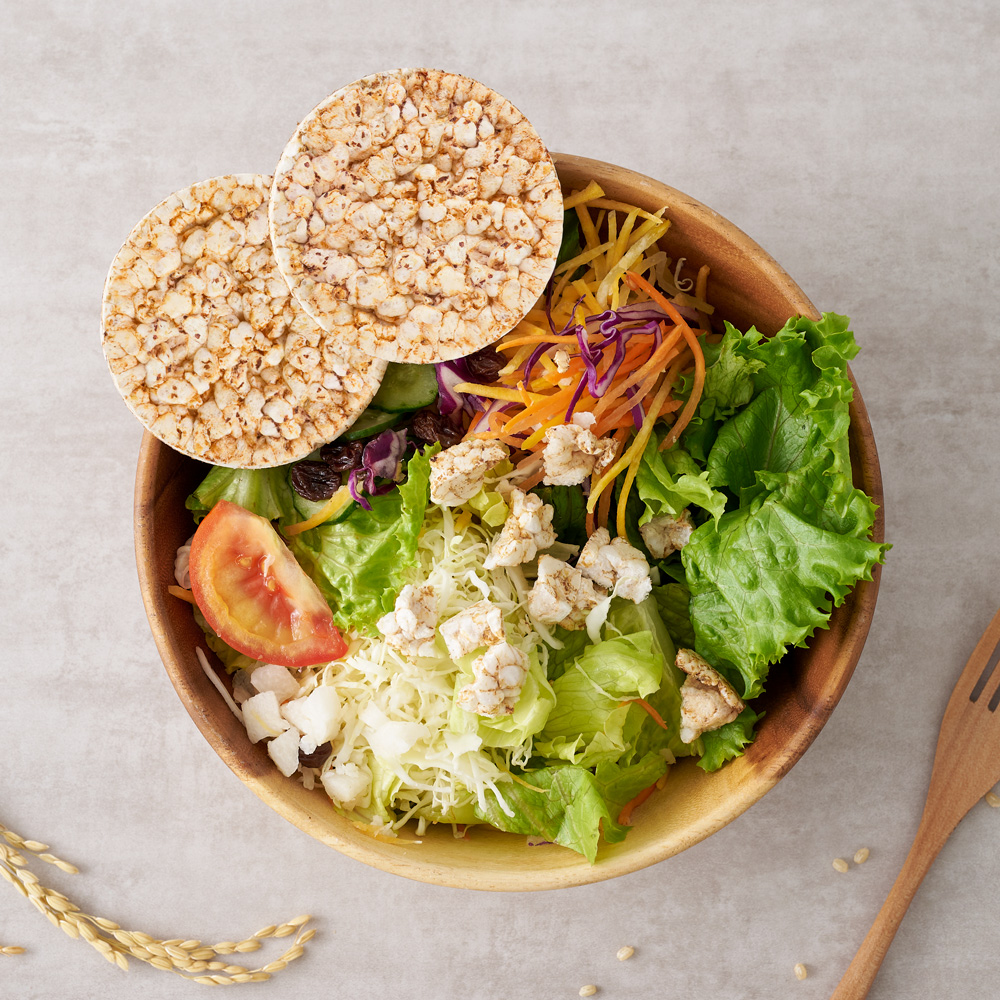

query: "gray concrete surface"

left=2, top=1, right=998, bottom=997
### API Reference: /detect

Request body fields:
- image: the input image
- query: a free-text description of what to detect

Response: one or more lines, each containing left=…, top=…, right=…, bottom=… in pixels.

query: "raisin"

left=465, top=346, right=504, bottom=382
left=411, top=410, right=463, bottom=448
left=290, top=462, right=341, bottom=501
left=298, top=741, right=333, bottom=769
left=320, top=440, right=365, bottom=471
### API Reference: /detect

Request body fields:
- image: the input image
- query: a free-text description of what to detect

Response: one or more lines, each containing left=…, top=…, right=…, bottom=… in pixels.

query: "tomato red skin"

left=189, top=500, right=347, bottom=668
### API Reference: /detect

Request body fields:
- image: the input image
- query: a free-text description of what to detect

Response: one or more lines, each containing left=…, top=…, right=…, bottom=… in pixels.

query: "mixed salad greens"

left=176, top=183, right=887, bottom=862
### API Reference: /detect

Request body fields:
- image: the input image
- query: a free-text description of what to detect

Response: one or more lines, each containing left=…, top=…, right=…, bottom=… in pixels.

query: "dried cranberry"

left=298, top=741, right=333, bottom=768
left=290, top=462, right=341, bottom=501
left=465, top=346, right=504, bottom=382
left=320, top=440, right=365, bottom=471
left=411, top=410, right=463, bottom=448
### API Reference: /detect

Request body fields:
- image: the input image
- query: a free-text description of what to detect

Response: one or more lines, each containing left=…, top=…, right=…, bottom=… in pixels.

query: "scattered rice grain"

left=794, top=963, right=808, bottom=980
left=579, top=986, right=598, bottom=997
left=832, top=857, right=850, bottom=873
left=616, top=945, right=634, bottom=961
left=985, top=791, right=1000, bottom=808
left=854, top=847, right=871, bottom=864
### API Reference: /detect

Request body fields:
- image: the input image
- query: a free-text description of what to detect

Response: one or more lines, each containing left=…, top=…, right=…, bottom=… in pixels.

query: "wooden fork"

left=831, top=606, right=1000, bottom=999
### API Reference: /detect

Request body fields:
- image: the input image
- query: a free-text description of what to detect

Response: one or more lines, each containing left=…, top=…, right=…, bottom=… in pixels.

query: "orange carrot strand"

left=658, top=325, right=705, bottom=452
left=617, top=783, right=657, bottom=827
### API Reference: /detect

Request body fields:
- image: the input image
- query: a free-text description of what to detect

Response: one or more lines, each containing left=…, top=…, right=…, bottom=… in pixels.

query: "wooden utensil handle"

left=830, top=816, right=951, bottom=1000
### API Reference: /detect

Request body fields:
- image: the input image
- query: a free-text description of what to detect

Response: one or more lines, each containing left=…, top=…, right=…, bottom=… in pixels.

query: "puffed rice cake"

left=269, top=69, right=563, bottom=364
left=102, top=173, right=386, bottom=468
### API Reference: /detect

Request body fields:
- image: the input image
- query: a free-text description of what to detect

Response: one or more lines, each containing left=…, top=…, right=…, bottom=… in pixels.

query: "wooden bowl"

left=134, top=153, right=884, bottom=891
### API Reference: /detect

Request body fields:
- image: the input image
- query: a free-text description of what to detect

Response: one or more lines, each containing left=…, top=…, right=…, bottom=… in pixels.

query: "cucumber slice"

left=371, top=362, right=439, bottom=412
left=340, top=407, right=402, bottom=441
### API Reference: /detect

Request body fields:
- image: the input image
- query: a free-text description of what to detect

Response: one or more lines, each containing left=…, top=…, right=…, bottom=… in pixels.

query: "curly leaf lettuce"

left=636, top=435, right=727, bottom=526
left=681, top=314, right=888, bottom=699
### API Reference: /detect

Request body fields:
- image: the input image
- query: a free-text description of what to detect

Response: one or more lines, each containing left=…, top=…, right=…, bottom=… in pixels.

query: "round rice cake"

left=269, top=69, right=563, bottom=364
left=101, top=174, right=386, bottom=469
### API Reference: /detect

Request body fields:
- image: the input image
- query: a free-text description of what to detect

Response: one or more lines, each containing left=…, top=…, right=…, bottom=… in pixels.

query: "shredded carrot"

left=575, top=204, right=601, bottom=250
left=592, top=323, right=684, bottom=418
left=498, top=343, right=535, bottom=373
left=167, top=585, right=195, bottom=604
left=595, top=428, right=629, bottom=530
left=695, top=264, right=712, bottom=334
left=626, top=699, right=669, bottom=730
left=624, top=269, right=695, bottom=330
left=502, top=386, right=577, bottom=435
left=561, top=180, right=605, bottom=210
left=496, top=332, right=599, bottom=350
left=657, top=324, right=705, bottom=452
left=596, top=485, right=613, bottom=532
left=453, top=382, right=546, bottom=405
left=617, top=783, right=658, bottom=826
left=284, top=486, right=353, bottom=536
left=517, top=466, right=546, bottom=491
left=521, top=413, right=565, bottom=450
left=656, top=398, right=685, bottom=418
left=615, top=377, right=675, bottom=535
left=594, top=355, right=677, bottom=438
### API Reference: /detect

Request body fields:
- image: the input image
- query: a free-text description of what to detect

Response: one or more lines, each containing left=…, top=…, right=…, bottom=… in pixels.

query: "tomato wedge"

left=189, top=500, right=347, bottom=668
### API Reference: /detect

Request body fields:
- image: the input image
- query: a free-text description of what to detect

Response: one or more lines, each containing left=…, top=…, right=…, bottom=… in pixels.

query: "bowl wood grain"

left=134, top=153, right=884, bottom=890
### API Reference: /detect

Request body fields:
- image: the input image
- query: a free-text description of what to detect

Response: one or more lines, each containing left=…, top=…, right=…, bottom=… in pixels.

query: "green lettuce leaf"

left=677, top=323, right=765, bottom=464
left=473, top=753, right=668, bottom=863
left=535, top=632, right=661, bottom=766
left=288, top=448, right=434, bottom=631
left=650, top=583, right=696, bottom=648
left=697, top=706, right=763, bottom=772
left=531, top=484, right=589, bottom=549
left=555, top=211, right=582, bottom=268
left=543, top=625, right=595, bottom=682
left=607, top=597, right=692, bottom=759
left=682, top=497, right=886, bottom=698
left=699, top=321, right=766, bottom=416
left=186, top=466, right=298, bottom=525
left=636, top=434, right=727, bottom=525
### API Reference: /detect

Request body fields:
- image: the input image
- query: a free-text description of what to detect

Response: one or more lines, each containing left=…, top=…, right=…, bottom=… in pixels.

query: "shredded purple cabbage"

left=347, top=429, right=408, bottom=510
left=435, top=346, right=503, bottom=420
left=347, top=469, right=372, bottom=511
left=363, top=428, right=407, bottom=481
left=435, top=363, right=472, bottom=418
